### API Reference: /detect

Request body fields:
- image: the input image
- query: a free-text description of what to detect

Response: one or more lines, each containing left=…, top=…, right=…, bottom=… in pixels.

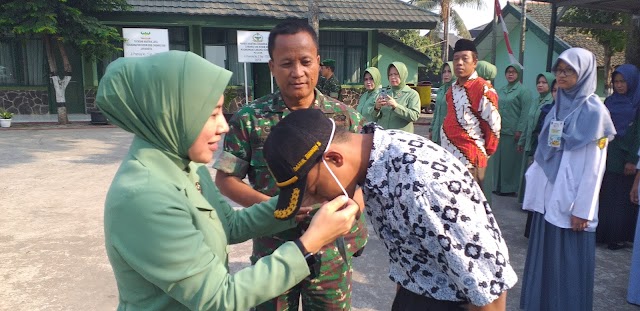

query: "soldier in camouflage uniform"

left=318, top=59, right=341, bottom=99
left=213, top=20, right=367, bottom=311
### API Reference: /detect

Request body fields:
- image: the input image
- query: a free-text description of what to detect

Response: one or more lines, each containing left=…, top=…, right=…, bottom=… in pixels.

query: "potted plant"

left=0, top=108, right=13, bottom=128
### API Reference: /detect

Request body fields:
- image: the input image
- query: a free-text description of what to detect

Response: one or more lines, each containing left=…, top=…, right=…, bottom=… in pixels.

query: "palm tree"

left=409, top=0, right=484, bottom=61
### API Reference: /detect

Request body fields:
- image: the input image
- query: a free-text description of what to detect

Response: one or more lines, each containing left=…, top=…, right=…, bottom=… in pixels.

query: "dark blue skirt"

left=520, top=212, right=595, bottom=311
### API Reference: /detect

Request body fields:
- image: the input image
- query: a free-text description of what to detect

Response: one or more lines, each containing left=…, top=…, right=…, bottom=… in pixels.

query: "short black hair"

left=268, top=20, right=319, bottom=58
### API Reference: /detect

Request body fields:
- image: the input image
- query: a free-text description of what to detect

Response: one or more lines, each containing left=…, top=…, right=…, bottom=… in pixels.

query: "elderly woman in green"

left=97, top=51, right=359, bottom=311
left=356, top=67, right=381, bottom=122
left=372, top=62, right=421, bottom=133
left=429, top=62, right=454, bottom=144
left=493, top=63, right=532, bottom=196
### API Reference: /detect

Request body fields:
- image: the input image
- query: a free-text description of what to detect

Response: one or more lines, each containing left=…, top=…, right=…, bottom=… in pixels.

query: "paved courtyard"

left=0, top=121, right=638, bottom=311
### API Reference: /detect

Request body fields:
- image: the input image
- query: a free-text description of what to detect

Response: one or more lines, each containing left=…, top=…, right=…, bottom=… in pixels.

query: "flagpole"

left=492, top=0, right=498, bottom=65
left=519, top=0, right=527, bottom=81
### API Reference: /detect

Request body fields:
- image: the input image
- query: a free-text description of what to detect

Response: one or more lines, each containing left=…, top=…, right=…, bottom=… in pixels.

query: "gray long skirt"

left=519, top=212, right=595, bottom=311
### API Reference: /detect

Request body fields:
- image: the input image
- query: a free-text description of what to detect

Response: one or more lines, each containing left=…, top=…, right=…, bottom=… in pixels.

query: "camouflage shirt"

left=214, top=89, right=368, bottom=247
left=318, top=74, right=341, bottom=99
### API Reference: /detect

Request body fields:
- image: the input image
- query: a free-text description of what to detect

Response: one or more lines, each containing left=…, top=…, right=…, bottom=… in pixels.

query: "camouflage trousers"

left=250, top=213, right=367, bottom=311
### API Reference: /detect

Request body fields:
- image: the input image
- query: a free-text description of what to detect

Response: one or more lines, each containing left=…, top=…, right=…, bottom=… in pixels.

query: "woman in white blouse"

left=519, top=48, right=616, bottom=311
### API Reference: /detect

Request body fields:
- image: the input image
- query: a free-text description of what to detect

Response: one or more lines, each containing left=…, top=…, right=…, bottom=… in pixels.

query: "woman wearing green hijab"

left=517, top=72, right=555, bottom=204
left=372, top=62, right=421, bottom=133
left=430, top=62, right=455, bottom=144
left=493, top=63, right=532, bottom=195
left=356, top=67, right=381, bottom=122
left=96, top=51, right=359, bottom=311
left=474, top=60, right=498, bottom=205
left=476, top=60, right=498, bottom=83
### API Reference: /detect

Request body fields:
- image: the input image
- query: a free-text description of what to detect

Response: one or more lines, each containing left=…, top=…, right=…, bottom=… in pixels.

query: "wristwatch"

left=294, top=239, right=320, bottom=279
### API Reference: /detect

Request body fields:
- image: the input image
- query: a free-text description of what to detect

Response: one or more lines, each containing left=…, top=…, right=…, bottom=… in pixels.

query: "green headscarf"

left=388, top=61, right=408, bottom=91
left=96, top=51, right=232, bottom=164
left=504, top=63, right=523, bottom=89
left=536, top=72, right=556, bottom=98
left=476, top=61, right=497, bottom=81
left=441, top=61, right=456, bottom=92
left=364, top=67, right=381, bottom=92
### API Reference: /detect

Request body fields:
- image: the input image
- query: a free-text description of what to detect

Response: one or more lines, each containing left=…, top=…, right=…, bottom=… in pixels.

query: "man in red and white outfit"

left=441, top=39, right=501, bottom=188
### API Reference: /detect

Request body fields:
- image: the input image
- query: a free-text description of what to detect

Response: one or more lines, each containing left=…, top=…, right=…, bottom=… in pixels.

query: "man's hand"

left=514, top=131, right=522, bottom=142
left=630, top=171, right=640, bottom=204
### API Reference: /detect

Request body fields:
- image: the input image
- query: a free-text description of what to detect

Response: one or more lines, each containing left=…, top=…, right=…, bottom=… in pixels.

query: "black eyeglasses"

left=555, top=67, right=576, bottom=77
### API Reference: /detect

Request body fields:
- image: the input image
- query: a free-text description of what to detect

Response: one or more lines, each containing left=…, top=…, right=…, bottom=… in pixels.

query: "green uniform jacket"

left=430, top=83, right=451, bottom=145
left=606, top=119, right=640, bottom=174
left=357, top=88, right=380, bottom=122
left=519, top=92, right=553, bottom=153
left=371, top=85, right=421, bottom=133
left=105, top=138, right=308, bottom=311
left=356, top=67, right=382, bottom=122
left=97, top=51, right=309, bottom=311
left=497, top=80, right=532, bottom=136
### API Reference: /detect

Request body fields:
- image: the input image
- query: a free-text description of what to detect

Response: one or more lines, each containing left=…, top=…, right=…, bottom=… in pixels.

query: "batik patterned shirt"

left=362, top=124, right=517, bottom=306
left=441, top=71, right=501, bottom=168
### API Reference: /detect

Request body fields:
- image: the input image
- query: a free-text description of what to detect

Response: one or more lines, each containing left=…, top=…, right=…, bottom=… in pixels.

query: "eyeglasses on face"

left=554, top=67, right=576, bottom=77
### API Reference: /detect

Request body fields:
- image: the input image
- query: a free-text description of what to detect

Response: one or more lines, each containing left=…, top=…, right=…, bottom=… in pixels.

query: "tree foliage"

left=562, top=8, right=628, bottom=55
left=384, top=29, right=443, bottom=82
left=409, top=0, right=484, bottom=39
left=0, top=0, right=130, bottom=62
left=562, top=8, right=629, bottom=91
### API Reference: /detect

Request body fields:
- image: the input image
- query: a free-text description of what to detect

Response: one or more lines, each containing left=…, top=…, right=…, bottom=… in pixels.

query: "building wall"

left=0, top=88, right=49, bottom=115
left=487, top=22, right=562, bottom=97
left=482, top=15, right=607, bottom=98
left=377, top=44, right=421, bottom=87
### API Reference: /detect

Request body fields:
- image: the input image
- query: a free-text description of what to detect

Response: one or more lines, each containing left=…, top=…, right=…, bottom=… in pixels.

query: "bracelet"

left=294, top=238, right=310, bottom=255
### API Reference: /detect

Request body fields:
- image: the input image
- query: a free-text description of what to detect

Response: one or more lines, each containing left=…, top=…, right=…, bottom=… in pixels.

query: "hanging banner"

left=123, top=28, right=170, bottom=57
left=237, top=31, right=270, bottom=63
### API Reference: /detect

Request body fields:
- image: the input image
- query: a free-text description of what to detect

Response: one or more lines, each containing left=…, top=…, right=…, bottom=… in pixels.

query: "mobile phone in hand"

left=380, top=88, right=387, bottom=99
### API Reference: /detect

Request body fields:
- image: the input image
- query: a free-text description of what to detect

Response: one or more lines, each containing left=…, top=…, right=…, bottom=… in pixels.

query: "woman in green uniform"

left=356, top=67, right=381, bottom=122
left=372, top=62, right=421, bottom=133
left=517, top=72, right=555, bottom=203
left=96, top=51, right=360, bottom=311
left=494, top=63, right=532, bottom=196
left=430, top=62, right=455, bottom=144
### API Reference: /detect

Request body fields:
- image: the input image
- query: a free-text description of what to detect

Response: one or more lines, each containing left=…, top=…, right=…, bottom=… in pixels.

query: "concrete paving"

left=0, top=119, right=638, bottom=311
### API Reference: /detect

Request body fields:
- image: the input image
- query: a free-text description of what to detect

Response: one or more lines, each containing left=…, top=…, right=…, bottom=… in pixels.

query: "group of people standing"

left=93, top=16, right=640, bottom=310
left=428, top=39, right=640, bottom=309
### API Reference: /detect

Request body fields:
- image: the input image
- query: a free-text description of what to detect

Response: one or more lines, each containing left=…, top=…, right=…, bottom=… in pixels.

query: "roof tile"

left=125, top=0, right=438, bottom=25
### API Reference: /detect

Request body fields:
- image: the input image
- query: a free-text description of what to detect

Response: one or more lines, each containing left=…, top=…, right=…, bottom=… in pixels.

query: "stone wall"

left=85, top=88, right=97, bottom=113
left=339, top=86, right=365, bottom=109
left=0, top=90, right=49, bottom=115
left=223, top=87, right=253, bottom=114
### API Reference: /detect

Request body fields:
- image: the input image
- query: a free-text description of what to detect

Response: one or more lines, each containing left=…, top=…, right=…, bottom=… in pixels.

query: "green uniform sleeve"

left=516, top=88, right=533, bottom=133
left=392, top=90, right=421, bottom=122
left=213, top=110, right=252, bottom=177
left=107, top=185, right=308, bottom=311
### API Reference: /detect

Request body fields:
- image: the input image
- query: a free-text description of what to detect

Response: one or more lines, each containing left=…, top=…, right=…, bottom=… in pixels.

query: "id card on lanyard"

left=548, top=120, right=564, bottom=148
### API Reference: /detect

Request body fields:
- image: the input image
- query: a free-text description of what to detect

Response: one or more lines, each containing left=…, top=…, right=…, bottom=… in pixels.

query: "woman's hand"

left=374, top=96, right=386, bottom=111
left=385, top=96, right=399, bottom=109
left=298, top=196, right=359, bottom=254
left=570, top=215, right=588, bottom=231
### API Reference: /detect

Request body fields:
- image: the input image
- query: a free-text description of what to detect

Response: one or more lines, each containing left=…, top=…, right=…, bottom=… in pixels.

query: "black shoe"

left=607, top=242, right=628, bottom=250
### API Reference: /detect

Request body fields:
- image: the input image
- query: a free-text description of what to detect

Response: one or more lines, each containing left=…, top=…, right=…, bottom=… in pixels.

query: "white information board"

left=237, top=31, right=270, bottom=63
left=123, top=28, right=170, bottom=57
